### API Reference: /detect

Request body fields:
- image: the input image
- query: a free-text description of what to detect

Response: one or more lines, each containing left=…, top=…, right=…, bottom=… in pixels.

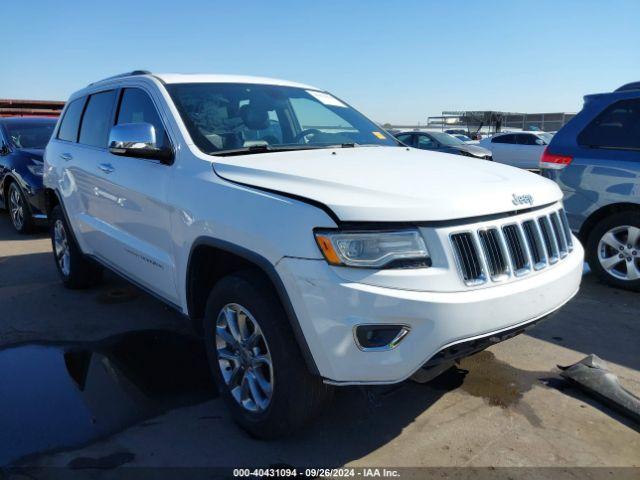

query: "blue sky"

left=3, top=0, right=639, bottom=123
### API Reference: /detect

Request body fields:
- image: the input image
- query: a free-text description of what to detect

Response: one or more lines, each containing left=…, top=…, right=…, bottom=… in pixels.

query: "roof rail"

left=89, top=70, right=151, bottom=86
left=615, top=81, right=640, bottom=92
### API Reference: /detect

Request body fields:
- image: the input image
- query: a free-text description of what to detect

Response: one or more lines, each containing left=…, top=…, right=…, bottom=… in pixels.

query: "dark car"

left=0, top=117, right=57, bottom=233
left=395, top=131, right=492, bottom=160
left=541, top=81, right=640, bottom=291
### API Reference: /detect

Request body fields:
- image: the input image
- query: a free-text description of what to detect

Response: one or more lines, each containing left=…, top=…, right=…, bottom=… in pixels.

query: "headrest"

left=239, top=103, right=270, bottom=130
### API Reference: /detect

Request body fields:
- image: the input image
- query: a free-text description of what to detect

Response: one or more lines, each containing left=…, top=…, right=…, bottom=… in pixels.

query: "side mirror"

left=0, top=142, right=9, bottom=155
left=108, top=123, right=173, bottom=164
left=535, top=138, right=546, bottom=146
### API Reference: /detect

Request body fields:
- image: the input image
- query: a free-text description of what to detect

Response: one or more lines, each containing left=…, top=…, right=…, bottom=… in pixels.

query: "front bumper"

left=276, top=240, right=583, bottom=384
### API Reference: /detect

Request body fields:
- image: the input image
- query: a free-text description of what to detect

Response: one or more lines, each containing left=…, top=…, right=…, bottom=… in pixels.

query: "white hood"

left=212, top=146, right=562, bottom=222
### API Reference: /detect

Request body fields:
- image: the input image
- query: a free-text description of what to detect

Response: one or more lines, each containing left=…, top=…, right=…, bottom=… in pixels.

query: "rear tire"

left=7, top=182, right=35, bottom=234
left=50, top=205, right=103, bottom=289
left=585, top=211, right=640, bottom=292
left=203, top=270, right=332, bottom=439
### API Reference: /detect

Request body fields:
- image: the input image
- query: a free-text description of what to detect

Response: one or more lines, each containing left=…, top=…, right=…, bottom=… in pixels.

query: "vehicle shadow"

left=0, top=250, right=194, bottom=347
left=0, top=210, right=48, bottom=241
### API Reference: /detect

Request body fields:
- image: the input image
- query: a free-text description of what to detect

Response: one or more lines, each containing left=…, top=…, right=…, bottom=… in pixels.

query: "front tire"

left=203, top=270, right=332, bottom=439
left=7, top=182, right=35, bottom=234
left=50, top=205, right=103, bottom=289
left=586, top=211, right=640, bottom=292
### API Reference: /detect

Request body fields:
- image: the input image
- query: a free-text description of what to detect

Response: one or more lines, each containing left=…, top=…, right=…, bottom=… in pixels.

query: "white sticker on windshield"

left=306, top=90, right=348, bottom=108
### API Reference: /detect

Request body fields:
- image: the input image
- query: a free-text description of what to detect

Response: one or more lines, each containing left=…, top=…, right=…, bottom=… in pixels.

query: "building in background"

left=426, top=111, right=576, bottom=134
left=0, top=99, right=65, bottom=117
left=384, top=111, right=576, bottom=136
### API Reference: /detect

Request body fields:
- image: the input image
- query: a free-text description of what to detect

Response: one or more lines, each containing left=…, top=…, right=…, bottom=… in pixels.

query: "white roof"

left=153, top=73, right=320, bottom=91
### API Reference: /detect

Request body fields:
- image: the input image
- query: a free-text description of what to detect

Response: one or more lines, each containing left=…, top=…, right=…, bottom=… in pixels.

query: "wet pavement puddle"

left=0, top=330, right=216, bottom=465
left=429, top=350, right=547, bottom=426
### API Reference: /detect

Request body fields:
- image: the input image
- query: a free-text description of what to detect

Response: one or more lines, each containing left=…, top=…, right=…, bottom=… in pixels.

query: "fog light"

left=354, top=324, right=410, bottom=351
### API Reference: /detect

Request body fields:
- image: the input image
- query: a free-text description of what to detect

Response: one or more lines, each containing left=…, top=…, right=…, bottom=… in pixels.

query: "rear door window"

left=116, top=88, right=169, bottom=149
left=57, top=98, right=86, bottom=142
left=396, top=134, right=414, bottom=146
left=79, top=90, right=117, bottom=148
left=416, top=134, right=436, bottom=149
left=516, top=134, right=539, bottom=145
left=578, top=98, right=640, bottom=150
left=492, top=134, right=515, bottom=144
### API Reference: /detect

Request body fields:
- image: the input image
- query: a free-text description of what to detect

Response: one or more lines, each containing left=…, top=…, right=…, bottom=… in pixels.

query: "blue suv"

left=541, top=82, right=640, bottom=291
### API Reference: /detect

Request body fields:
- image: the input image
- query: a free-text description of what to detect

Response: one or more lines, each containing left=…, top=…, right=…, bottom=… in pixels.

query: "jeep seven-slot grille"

left=451, top=208, right=573, bottom=286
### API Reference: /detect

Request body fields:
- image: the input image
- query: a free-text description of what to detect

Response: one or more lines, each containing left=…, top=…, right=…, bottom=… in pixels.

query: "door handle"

left=59, top=153, right=73, bottom=161
left=98, top=163, right=115, bottom=174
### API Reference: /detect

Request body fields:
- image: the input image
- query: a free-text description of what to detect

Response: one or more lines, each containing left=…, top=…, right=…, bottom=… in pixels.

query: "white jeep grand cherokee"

left=44, top=71, right=583, bottom=438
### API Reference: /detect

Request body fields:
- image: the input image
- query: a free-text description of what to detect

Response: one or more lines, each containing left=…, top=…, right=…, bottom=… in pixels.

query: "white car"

left=43, top=72, right=583, bottom=438
left=480, top=131, right=553, bottom=169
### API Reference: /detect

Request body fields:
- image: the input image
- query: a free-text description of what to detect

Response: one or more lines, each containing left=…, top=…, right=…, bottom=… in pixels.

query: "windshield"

left=4, top=120, right=56, bottom=149
left=166, top=83, right=398, bottom=155
left=429, top=132, right=465, bottom=147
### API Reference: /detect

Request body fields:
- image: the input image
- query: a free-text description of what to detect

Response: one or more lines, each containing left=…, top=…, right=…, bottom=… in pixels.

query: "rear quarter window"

left=57, top=98, right=86, bottom=142
left=578, top=98, right=640, bottom=150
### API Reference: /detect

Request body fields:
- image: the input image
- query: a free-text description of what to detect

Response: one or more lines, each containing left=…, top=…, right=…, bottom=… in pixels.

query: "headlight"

left=314, top=229, right=430, bottom=268
left=27, top=162, right=44, bottom=176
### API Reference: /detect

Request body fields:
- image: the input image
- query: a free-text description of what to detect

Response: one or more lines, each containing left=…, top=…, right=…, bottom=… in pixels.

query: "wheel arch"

left=578, top=202, right=640, bottom=242
left=2, top=172, right=18, bottom=204
left=186, top=236, right=320, bottom=376
left=44, top=187, right=61, bottom=217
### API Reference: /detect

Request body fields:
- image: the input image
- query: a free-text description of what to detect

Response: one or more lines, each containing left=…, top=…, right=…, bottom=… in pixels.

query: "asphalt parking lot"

left=0, top=211, right=638, bottom=472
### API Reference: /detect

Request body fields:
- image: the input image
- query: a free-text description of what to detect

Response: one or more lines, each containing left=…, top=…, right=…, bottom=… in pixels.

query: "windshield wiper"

left=211, top=145, right=320, bottom=156
left=212, top=143, right=362, bottom=157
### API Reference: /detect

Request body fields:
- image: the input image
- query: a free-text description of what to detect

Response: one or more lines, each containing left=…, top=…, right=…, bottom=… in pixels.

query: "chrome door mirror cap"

left=108, top=123, right=173, bottom=164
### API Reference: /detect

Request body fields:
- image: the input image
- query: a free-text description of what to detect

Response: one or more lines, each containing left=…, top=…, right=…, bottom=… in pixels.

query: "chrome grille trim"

left=502, top=224, right=531, bottom=276
left=538, top=216, right=560, bottom=264
left=450, top=232, right=487, bottom=286
left=522, top=220, right=547, bottom=270
left=559, top=208, right=574, bottom=251
left=478, top=228, right=510, bottom=281
left=550, top=212, right=568, bottom=258
left=450, top=207, right=574, bottom=286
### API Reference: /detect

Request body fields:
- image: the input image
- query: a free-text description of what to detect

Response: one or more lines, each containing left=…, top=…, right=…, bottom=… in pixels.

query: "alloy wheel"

left=53, top=219, right=71, bottom=276
left=216, top=303, right=274, bottom=413
left=597, top=225, right=640, bottom=281
left=8, top=185, right=25, bottom=231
